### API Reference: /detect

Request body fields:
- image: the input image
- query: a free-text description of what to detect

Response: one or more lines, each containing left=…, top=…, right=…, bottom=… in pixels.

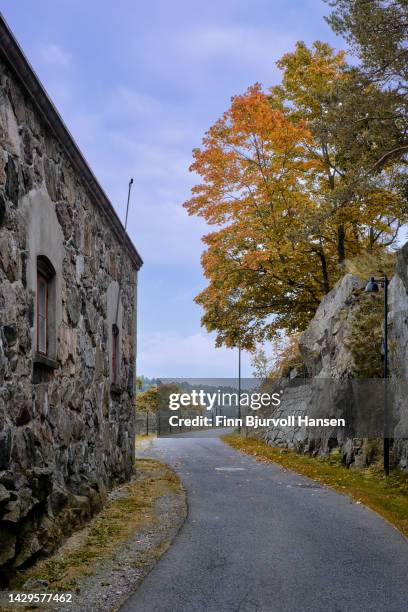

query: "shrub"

left=345, top=251, right=396, bottom=280
left=252, top=333, right=305, bottom=380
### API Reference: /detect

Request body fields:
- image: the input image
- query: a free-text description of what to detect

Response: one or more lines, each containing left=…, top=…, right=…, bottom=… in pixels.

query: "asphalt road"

left=121, top=431, right=408, bottom=612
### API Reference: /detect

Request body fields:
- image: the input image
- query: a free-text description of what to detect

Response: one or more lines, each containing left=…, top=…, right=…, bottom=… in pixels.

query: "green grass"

left=222, top=434, right=408, bottom=538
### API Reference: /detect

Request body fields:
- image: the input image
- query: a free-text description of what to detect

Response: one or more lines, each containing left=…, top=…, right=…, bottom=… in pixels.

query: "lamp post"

left=238, top=342, right=242, bottom=434
left=364, top=275, right=389, bottom=475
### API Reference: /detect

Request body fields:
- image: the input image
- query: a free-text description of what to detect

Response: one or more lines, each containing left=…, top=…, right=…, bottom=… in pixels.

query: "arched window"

left=36, top=256, right=56, bottom=359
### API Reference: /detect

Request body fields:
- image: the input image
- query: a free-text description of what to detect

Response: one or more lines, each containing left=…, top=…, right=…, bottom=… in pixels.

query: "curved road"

left=121, top=431, right=408, bottom=612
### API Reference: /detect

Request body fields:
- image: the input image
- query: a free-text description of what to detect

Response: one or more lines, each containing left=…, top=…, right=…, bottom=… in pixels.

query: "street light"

left=364, top=274, right=389, bottom=475
left=238, top=342, right=242, bottom=434
left=364, top=277, right=379, bottom=293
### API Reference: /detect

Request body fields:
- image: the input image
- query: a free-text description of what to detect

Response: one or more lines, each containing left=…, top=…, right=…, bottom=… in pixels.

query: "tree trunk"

left=337, top=224, right=346, bottom=264
left=317, top=248, right=330, bottom=294
left=369, top=227, right=374, bottom=252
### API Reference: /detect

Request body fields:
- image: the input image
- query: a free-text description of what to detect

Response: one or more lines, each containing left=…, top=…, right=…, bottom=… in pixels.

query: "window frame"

left=112, top=323, right=120, bottom=385
left=36, top=270, right=49, bottom=356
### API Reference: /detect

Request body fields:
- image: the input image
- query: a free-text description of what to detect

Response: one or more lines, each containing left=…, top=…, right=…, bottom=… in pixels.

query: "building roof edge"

left=0, top=12, right=143, bottom=270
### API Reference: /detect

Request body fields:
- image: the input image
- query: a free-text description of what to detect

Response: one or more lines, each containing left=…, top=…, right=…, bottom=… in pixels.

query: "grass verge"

left=135, top=434, right=157, bottom=448
left=11, top=458, right=182, bottom=592
left=222, top=434, right=408, bottom=538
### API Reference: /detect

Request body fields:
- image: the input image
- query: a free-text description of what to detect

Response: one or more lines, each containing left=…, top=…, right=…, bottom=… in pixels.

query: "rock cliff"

left=261, top=257, right=408, bottom=469
left=299, top=274, right=364, bottom=378
left=388, top=243, right=408, bottom=468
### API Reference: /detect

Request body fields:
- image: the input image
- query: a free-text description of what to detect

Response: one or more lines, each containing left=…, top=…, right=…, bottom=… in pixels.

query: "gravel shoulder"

left=63, top=485, right=186, bottom=612
left=5, top=458, right=186, bottom=612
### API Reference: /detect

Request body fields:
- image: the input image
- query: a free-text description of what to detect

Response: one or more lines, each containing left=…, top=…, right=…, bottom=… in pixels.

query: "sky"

left=2, top=0, right=341, bottom=378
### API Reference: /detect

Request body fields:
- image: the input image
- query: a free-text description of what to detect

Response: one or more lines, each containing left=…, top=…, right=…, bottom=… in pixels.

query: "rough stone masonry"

left=0, top=16, right=142, bottom=580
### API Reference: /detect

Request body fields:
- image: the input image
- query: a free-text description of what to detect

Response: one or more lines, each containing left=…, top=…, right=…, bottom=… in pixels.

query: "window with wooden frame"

left=112, top=323, right=119, bottom=385
left=36, top=256, right=56, bottom=361
left=37, top=271, right=49, bottom=356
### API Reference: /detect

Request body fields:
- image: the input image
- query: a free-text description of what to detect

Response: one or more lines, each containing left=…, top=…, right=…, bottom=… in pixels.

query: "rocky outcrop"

left=261, top=275, right=363, bottom=461
left=0, top=38, right=140, bottom=580
left=299, top=274, right=364, bottom=378
left=388, top=243, right=408, bottom=468
left=261, top=270, right=406, bottom=467
left=263, top=385, right=313, bottom=450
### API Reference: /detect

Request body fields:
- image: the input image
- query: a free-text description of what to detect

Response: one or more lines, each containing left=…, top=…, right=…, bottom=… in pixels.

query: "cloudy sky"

left=3, top=0, right=340, bottom=377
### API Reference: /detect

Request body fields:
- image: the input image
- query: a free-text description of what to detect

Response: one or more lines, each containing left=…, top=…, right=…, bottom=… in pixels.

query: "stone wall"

left=262, top=385, right=312, bottom=450
left=259, top=379, right=383, bottom=468
left=260, top=274, right=365, bottom=463
left=0, top=47, right=140, bottom=580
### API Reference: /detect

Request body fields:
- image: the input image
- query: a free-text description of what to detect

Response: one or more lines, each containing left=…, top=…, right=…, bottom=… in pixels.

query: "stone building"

left=0, top=15, right=142, bottom=579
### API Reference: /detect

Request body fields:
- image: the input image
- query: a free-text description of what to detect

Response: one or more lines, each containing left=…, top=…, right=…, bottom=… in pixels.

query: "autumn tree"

left=271, top=41, right=406, bottom=263
left=136, top=383, right=181, bottom=412
left=184, top=85, right=340, bottom=348
left=184, top=49, right=407, bottom=349
left=136, top=386, right=159, bottom=412
left=327, top=0, right=408, bottom=87
left=326, top=0, right=408, bottom=171
left=251, top=348, right=274, bottom=380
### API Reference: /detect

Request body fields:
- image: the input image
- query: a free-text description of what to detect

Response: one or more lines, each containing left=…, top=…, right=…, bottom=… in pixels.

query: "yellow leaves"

left=184, top=39, right=406, bottom=348
left=185, top=82, right=314, bottom=228
left=276, top=41, right=346, bottom=107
